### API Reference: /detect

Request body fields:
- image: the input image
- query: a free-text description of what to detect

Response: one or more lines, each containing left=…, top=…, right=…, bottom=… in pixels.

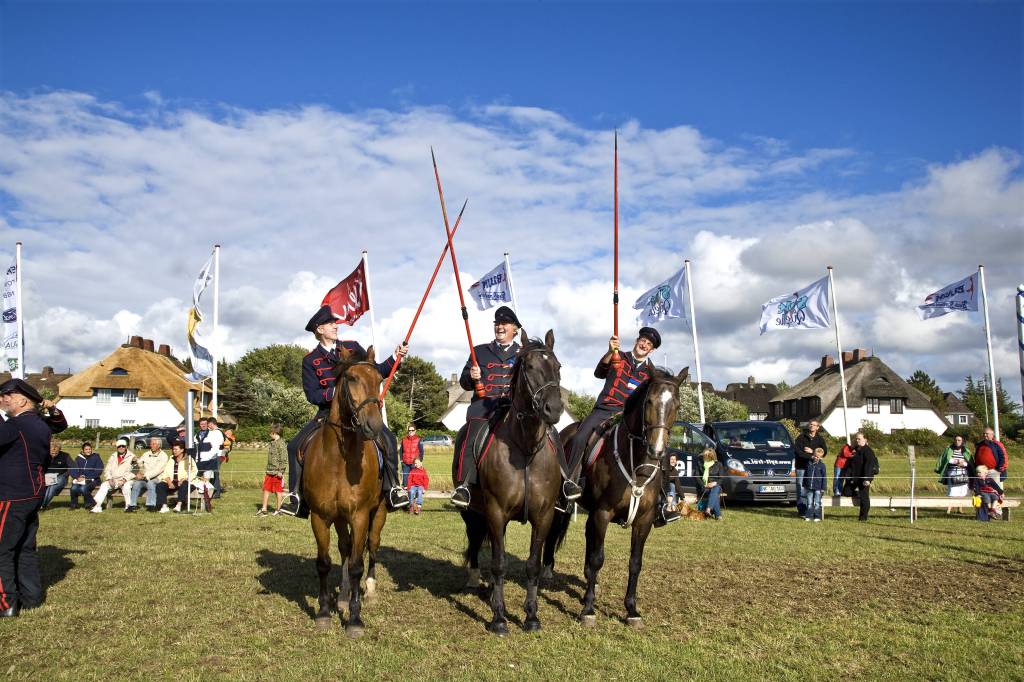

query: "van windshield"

left=714, top=424, right=793, bottom=450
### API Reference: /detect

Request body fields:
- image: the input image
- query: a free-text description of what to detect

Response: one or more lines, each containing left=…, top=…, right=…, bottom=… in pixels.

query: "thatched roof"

left=57, top=343, right=214, bottom=419
left=943, top=392, right=974, bottom=415
left=719, top=381, right=779, bottom=414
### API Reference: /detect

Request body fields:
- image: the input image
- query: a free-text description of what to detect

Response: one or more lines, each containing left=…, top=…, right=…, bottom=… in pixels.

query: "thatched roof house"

left=718, top=377, right=779, bottom=420
left=942, top=392, right=975, bottom=428
left=769, top=349, right=948, bottom=437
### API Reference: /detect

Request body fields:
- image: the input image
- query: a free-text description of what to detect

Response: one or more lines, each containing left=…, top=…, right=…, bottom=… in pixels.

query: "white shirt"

left=198, top=428, right=225, bottom=462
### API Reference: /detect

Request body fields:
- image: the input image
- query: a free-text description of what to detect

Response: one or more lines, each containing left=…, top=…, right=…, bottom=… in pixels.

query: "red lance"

left=379, top=199, right=468, bottom=401
left=431, top=148, right=486, bottom=398
left=610, top=130, right=623, bottom=370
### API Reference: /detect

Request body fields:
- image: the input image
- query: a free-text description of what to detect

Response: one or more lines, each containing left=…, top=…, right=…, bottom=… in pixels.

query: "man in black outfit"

left=845, top=431, right=878, bottom=521
left=793, top=420, right=827, bottom=515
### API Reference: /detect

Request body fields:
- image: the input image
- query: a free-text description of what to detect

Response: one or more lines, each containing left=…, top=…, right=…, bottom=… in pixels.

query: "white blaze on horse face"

left=650, top=386, right=674, bottom=452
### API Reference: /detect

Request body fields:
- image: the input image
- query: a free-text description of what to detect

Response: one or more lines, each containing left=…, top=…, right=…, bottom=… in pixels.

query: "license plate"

left=758, top=485, right=784, bottom=493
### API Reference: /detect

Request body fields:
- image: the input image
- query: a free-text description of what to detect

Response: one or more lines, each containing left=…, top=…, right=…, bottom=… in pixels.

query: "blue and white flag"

left=468, top=260, right=513, bottom=311
left=2, top=256, right=19, bottom=375
left=917, top=272, right=978, bottom=320
left=759, top=276, right=830, bottom=335
left=634, top=265, right=688, bottom=327
left=184, top=253, right=215, bottom=383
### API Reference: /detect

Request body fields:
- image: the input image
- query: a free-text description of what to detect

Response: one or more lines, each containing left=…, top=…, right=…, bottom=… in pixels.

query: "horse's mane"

left=333, top=346, right=370, bottom=380
left=622, top=367, right=676, bottom=415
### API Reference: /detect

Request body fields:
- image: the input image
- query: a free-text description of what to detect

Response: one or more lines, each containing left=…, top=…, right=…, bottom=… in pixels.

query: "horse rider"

left=451, top=305, right=527, bottom=509
left=284, top=304, right=410, bottom=518
left=563, top=327, right=680, bottom=524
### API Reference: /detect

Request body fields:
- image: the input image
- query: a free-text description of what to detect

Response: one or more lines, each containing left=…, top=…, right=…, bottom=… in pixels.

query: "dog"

left=678, top=502, right=707, bottom=521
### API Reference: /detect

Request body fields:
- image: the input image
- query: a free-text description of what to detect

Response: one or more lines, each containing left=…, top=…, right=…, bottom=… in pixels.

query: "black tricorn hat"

left=638, top=326, right=662, bottom=349
left=305, top=305, right=336, bottom=333
left=0, top=378, right=43, bottom=403
left=494, top=305, right=521, bottom=328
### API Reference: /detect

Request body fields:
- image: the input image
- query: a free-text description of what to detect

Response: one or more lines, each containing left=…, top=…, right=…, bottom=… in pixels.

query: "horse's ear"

left=544, top=329, right=555, bottom=350
left=337, top=344, right=356, bottom=363
left=676, top=366, right=690, bottom=384
left=519, top=329, right=528, bottom=346
left=366, top=345, right=376, bottom=364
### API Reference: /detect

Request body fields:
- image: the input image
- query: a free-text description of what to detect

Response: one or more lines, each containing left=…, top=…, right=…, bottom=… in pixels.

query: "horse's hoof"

left=580, top=614, right=597, bottom=628
left=540, top=566, right=553, bottom=581
left=626, top=616, right=644, bottom=629
left=363, top=578, right=377, bottom=598
left=524, top=618, right=542, bottom=633
left=315, top=616, right=332, bottom=630
left=488, top=621, right=509, bottom=637
left=346, top=625, right=365, bottom=640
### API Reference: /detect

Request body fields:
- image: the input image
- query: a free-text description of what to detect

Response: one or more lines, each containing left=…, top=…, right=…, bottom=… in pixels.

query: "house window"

left=110, top=367, right=128, bottom=376
left=120, top=419, right=136, bottom=427
left=95, top=389, right=111, bottom=404
left=958, top=414, right=968, bottom=425
left=890, top=399, right=904, bottom=414
left=867, top=398, right=880, bottom=414
left=85, top=419, right=100, bottom=428
left=124, top=389, right=138, bottom=404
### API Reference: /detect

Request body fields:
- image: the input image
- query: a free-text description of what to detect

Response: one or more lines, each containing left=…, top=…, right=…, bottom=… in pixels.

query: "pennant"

left=184, top=253, right=215, bottom=383
left=322, top=259, right=370, bottom=326
left=468, top=260, right=513, bottom=311
left=2, top=257, right=18, bottom=374
left=759, top=276, right=830, bottom=335
left=917, top=272, right=979, bottom=320
left=633, top=265, right=688, bottom=327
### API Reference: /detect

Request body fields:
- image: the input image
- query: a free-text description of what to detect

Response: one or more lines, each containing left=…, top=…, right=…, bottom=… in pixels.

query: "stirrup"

left=451, top=485, right=471, bottom=509
left=562, top=480, right=582, bottom=501
left=388, top=487, right=410, bottom=509
left=554, top=497, right=575, bottom=514
left=655, top=503, right=681, bottom=527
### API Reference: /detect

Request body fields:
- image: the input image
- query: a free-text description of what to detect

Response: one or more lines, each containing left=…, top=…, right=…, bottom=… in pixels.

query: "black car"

left=118, top=427, right=180, bottom=450
left=702, top=421, right=798, bottom=503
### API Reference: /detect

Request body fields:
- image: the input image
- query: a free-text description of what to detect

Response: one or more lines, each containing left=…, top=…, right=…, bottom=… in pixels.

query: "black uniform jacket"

left=0, top=411, right=54, bottom=501
left=594, top=352, right=653, bottom=411
left=460, top=341, right=521, bottom=418
left=302, top=340, right=396, bottom=414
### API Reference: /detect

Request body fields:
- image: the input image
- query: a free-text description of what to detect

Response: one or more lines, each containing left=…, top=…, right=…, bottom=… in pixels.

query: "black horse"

left=543, top=367, right=687, bottom=628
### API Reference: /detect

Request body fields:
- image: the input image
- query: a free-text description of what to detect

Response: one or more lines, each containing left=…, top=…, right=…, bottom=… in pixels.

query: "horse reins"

left=327, top=362, right=383, bottom=435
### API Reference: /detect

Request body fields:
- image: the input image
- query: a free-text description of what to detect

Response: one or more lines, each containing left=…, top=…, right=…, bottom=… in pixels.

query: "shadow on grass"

left=872, top=534, right=1024, bottom=564
left=39, top=546, right=83, bottom=597
left=255, top=549, right=316, bottom=618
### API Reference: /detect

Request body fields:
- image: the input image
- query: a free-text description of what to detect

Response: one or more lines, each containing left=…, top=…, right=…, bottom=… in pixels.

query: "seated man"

left=156, top=442, right=199, bottom=513
left=41, top=439, right=73, bottom=510
left=90, top=439, right=136, bottom=513
left=69, top=442, right=103, bottom=510
left=129, top=436, right=169, bottom=512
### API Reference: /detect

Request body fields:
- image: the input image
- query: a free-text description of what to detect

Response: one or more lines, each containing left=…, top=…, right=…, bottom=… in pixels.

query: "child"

left=258, top=423, right=287, bottom=517
left=973, top=465, right=1005, bottom=521
left=406, top=459, right=430, bottom=515
left=802, top=447, right=827, bottom=522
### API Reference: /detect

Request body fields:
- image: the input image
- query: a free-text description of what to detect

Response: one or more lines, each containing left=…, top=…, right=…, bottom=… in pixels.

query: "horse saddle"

left=577, top=414, right=621, bottom=472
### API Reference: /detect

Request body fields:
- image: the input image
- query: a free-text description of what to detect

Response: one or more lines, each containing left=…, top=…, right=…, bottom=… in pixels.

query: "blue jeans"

left=667, top=481, right=677, bottom=504
left=803, top=489, right=823, bottom=520
left=833, top=467, right=844, bottom=495
left=130, top=479, right=159, bottom=508
left=42, top=473, right=68, bottom=508
left=706, top=485, right=722, bottom=519
left=401, top=463, right=413, bottom=487
left=795, top=469, right=806, bottom=513
left=409, top=485, right=424, bottom=506
left=69, top=481, right=97, bottom=508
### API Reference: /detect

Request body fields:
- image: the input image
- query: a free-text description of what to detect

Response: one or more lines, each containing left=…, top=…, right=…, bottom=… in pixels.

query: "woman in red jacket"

left=407, top=459, right=430, bottom=515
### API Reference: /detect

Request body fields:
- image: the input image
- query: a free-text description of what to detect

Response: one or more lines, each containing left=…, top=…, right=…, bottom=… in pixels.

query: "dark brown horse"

left=302, top=346, right=388, bottom=638
left=459, top=330, right=564, bottom=635
left=543, top=367, right=688, bottom=628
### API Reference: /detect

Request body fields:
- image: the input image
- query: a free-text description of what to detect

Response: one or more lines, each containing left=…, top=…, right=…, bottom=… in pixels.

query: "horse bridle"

left=328, top=362, right=382, bottom=433
left=624, top=378, right=678, bottom=462
left=513, top=348, right=560, bottom=421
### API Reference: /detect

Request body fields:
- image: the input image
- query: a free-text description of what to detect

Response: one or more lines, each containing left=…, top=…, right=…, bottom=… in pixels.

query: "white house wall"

left=58, top=397, right=184, bottom=428
left=821, top=405, right=948, bottom=437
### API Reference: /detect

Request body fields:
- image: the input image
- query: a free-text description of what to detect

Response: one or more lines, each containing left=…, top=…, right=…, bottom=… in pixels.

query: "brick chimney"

left=41, top=366, right=54, bottom=377
left=142, top=338, right=155, bottom=352
left=820, top=355, right=834, bottom=369
left=853, top=348, right=870, bottom=362
left=158, top=344, right=171, bottom=357
left=841, top=351, right=854, bottom=364
left=130, top=335, right=144, bottom=348
left=747, top=375, right=755, bottom=387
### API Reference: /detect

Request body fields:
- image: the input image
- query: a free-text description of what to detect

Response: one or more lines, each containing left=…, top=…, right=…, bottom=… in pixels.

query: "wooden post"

left=908, top=445, right=916, bottom=523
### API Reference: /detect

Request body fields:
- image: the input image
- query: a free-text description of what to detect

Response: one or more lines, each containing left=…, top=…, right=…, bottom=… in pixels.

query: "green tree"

left=233, top=344, right=308, bottom=385
left=246, top=376, right=316, bottom=427
left=959, top=375, right=1021, bottom=429
left=906, top=370, right=945, bottom=410
left=566, top=390, right=596, bottom=421
left=677, top=385, right=748, bottom=423
left=384, top=393, right=413, bottom=433
left=387, top=355, right=448, bottom=424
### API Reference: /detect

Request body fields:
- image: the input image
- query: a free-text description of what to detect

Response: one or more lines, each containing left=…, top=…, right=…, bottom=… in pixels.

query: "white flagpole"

left=827, top=266, right=851, bottom=445
left=684, top=260, right=705, bottom=423
left=979, top=265, right=1000, bottom=440
left=211, top=245, right=220, bottom=419
left=14, top=241, right=24, bottom=379
left=503, top=252, right=520, bottom=314
left=1016, top=284, right=1024, bottom=419
left=362, top=251, right=388, bottom=423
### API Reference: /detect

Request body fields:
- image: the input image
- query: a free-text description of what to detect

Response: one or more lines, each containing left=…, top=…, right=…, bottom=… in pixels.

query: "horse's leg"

left=523, top=511, right=554, bottom=633
left=580, top=507, right=610, bottom=627
left=344, top=512, right=370, bottom=639
left=623, top=514, right=654, bottom=628
left=335, top=520, right=351, bottom=614
left=485, top=503, right=510, bottom=636
left=364, top=501, right=387, bottom=602
left=310, top=513, right=334, bottom=628
left=461, top=510, right=486, bottom=592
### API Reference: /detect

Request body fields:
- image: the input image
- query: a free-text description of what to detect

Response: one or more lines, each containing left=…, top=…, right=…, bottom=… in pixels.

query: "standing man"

left=451, top=306, right=523, bottom=508
left=974, top=427, right=1008, bottom=482
left=845, top=431, right=878, bottom=522
left=0, top=379, right=54, bottom=617
left=129, top=436, right=169, bottom=512
left=285, top=304, right=410, bottom=518
left=793, top=420, right=827, bottom=515
left=400, top=424, right=423, bottom=488
left=204, top=418, right=226, bottom=499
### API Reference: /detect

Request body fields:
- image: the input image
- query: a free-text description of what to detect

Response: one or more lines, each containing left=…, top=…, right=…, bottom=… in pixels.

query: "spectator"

left=258, top=424, right=287, bottom=517
left=90, top=439, right=137, bottom=512
left=129, top=436, right=169, bottom=512
left=974, top=427, right=1008, bottom=483
left=156, top=442, right=198, bottom=513
left=171, top=424, right=188, bottom=449
left=972, top=464, right=1005, bottom=521
left=400, top=424, right=424, bottom=488
left=695, top=448, right=726, bottom=520
left=666, top=454, right=679, bottom=511
left=69, top=442, right=103, bottom=510
left=793, top=420, right=827, bottom=515
left=41, top=439, right=73, bottom=511
left=935, top=435, right=971, bottom=514
left=406, top=458, right=430, bottom=515
left=196, top=417, right=225, bottom=499
left=833, top=442, right=854, bottom=496
left=802, top=448, right=827, bottom=522
left=844, top=432, right=878, bottom=522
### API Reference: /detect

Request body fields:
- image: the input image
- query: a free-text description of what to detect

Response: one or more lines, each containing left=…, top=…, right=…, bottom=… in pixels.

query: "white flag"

left=917, top=272, right=979, bottom=320
left=468, top=260, right=513, bottom=311
left=759, top=276, right=831, bottom=335
left=2, top=257, right=19, bottom=374
left=633, top=265, right=688, bottom=327
left=184, top=253, right=215, bottom=383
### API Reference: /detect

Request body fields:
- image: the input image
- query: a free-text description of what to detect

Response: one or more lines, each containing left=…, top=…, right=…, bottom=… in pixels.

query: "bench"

left=822, top=494, right=1018, bottom=521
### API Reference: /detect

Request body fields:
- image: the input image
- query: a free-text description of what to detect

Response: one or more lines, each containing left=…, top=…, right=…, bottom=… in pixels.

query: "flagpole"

left=212, top=245, right=220, bottom=419
left=503, top=252, right=520, bottom=315
left=979, top=265, right=1000, bottom=439
left=1016, top=284, right=1024, bottom=420
left=363, top=250, right=388, bottom=423
left=827, top=266, right=851, bottom=445
left=684, top=260, right=705, bottom=423
left=14, top=241, right=24, bottom=379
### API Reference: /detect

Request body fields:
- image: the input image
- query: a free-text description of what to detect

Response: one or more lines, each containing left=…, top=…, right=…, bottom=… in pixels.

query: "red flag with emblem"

left=322, top=259, right=370, bottom=326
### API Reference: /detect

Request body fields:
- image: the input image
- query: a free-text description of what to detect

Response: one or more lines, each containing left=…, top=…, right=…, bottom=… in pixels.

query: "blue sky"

left=0, top=2, right=1021, bottom=397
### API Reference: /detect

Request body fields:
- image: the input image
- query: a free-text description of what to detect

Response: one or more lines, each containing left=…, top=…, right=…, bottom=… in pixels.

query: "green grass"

left=3, top=449, right=1022, bottom=680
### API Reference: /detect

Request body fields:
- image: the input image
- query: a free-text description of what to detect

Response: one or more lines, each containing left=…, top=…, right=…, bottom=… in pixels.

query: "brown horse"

left=459, top=330, right=564, bottom=635
left=543, top=367, right=688, bottom=628
left=302, top=346, right=388, bottom=638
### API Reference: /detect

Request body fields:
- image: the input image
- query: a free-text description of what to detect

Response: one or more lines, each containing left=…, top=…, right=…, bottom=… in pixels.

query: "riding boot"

left=378, top=431, right=409, bottom=510
left=654, top=491, right=680, bottom=527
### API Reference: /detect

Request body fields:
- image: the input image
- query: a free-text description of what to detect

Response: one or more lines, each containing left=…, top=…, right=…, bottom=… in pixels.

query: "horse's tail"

left=544, top=507, right=572, bottom=559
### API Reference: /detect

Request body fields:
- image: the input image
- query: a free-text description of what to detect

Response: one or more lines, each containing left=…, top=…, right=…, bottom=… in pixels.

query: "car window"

left=713, top=424, right=793, bottom=449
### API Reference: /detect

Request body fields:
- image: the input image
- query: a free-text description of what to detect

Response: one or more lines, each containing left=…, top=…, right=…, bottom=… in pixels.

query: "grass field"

left=3, top=449, right=1022, bottom=680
